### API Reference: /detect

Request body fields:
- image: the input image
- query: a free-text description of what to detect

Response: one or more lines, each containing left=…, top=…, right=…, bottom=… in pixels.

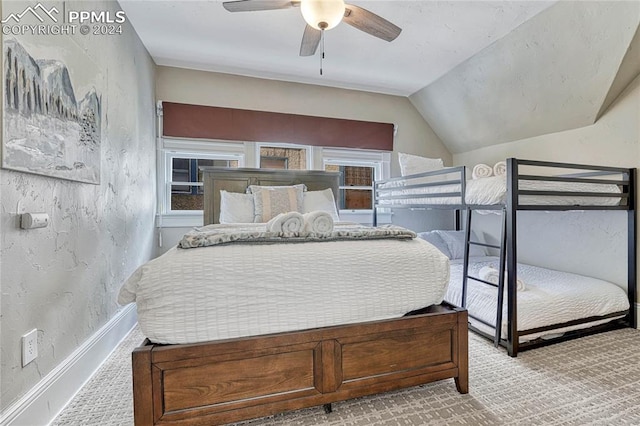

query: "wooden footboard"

left=132, top=304, right=468, bottom=425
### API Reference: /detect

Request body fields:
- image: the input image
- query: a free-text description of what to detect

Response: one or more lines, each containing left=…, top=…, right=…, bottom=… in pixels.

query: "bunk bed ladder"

left=461, top=207, right=508, bottom=347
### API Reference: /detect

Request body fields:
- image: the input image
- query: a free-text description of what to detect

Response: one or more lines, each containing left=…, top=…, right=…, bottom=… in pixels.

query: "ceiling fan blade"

left=300, top=24, right=321, bottom=56
left=223, top=0, right=297, bottom=13
left=343, top=4, right=402, bottom=42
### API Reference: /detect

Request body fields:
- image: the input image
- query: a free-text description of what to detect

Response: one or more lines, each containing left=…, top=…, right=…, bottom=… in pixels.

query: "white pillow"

left=303, top=188, right=340, bottom=221
left=434, top=230, right=486, bottom=260
left=219, top=190, right=255, bottom=224
left=417, top=231, right=451, bottom=259
left=398, top=152, right=444, bottom=177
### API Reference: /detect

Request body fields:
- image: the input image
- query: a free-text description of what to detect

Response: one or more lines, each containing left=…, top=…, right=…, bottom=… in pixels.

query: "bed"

left=375, top=163, right=625, bottom=208
left=122, top=168, right=468, bottom=426
left=447, top=255, right=630, bottom=342
left=374, top=158, right=636, bottom=356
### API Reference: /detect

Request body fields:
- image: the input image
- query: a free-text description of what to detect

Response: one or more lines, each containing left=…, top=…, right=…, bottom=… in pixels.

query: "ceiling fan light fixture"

left=301, top=0, right=345, bottom=30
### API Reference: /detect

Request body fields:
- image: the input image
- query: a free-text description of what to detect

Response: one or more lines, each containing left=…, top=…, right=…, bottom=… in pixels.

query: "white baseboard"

left=636, top=303, right=640, bottom=330
left=0, top=304, right=138, bottom=426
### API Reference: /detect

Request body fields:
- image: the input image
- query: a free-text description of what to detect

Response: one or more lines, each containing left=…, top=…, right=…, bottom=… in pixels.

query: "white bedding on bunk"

left=118, top=233, right=450, bottom=345
left=378, top=175, right=622, bottom=206
left=446, top=256, right=630, bottom=342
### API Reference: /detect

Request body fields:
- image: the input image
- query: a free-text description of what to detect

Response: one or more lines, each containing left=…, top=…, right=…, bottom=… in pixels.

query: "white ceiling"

left=119, top=0, right=555, bottom=96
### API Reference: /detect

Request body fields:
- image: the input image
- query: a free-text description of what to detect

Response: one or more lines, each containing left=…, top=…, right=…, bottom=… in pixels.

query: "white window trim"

left=163, top=137, right=248, bottom=155
left=157, top=138, right=245, bottom=227
left=164, top=150, right=243, bottom=215
left=156, top=140, right=393, bottom=227
left=322, top=148, right=392, bottom=224
left=322, top=148, right=390, bottom=209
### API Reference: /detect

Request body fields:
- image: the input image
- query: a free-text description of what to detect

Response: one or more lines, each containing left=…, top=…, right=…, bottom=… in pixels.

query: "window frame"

left=156, top=139, right=391, bottom=227
left=165, top=152, right=242, bottom=214
left=322, top=148, right=391, bottom=224
left=158, top=137, right=245, bottom=227
left=322, top=148, right=390, bottom=211
left=254, top=142, right=312, bottom=170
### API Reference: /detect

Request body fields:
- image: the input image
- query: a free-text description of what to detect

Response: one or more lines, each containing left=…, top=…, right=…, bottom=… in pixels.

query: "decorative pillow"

left=398, top=153, right=444, bottom=177
left=303, top=188, right=340, bottom=221
left=251, top=185, right=304, bottom=223
left=246, top=184, right=306, bottom=194
left=434, top=230, right=486, bottom=260
left=219, top=191, right=255, bottom=224
left=416, top=231, right=452, bottom=259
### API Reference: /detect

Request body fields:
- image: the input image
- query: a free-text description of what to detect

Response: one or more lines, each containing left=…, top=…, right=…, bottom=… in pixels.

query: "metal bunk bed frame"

left=373, top=165, right=467, bottom=228
left=374, top=158, right=636, bottom=357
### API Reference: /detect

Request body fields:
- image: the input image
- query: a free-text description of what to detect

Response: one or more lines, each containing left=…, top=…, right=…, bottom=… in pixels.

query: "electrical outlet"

left=22, top=329, right=38, bottom=367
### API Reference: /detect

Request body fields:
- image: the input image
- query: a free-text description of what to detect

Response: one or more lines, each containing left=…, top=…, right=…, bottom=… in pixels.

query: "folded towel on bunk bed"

left=303, top=211, right=334, bottom=234
left=493, top=161, right=507, bottom=177
left=472, top=163, right=493, bottom=179
left=479, top=266, right=526, bottom=291
left=266, top=212, right=305, bottom=232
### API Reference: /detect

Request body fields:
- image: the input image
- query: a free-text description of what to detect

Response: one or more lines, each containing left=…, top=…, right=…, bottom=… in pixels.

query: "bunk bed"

left=122, top=168, right=468, bottom=426
left=374, top=158, right=636, bottom=357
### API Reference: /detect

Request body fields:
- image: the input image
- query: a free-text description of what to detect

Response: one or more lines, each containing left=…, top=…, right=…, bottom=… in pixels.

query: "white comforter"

left=446, top=257, right=630, bottom=341
left=119, top=235, right=450, bottom=344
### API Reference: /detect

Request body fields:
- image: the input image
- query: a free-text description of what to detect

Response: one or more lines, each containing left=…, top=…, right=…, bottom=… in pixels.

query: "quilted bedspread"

left=119, top=228, right=450, bottom=344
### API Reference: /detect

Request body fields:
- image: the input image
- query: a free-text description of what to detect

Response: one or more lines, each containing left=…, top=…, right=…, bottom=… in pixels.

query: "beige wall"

left=156, top=66, right=451, bottom=174
left=453, top=75, right=640, bottom=303
left=0, top=0, right=157, bottom=410
left=154, top=66, right=452, bottom=252
left=453, top=75, right=640, bottom=167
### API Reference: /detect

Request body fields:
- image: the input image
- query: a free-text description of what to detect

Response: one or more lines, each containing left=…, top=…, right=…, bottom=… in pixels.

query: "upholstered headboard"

left=201, top=167, right=341, bottom=225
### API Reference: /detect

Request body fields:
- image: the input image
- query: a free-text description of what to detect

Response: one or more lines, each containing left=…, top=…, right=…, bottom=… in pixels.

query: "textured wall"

left=0, top=0, right=156, bottom=409
left=410, top=1, right=640, bottom=153
left=453, top=75, right=640, bottom=300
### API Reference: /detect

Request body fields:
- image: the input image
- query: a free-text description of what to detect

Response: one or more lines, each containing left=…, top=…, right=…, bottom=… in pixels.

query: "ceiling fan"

left=222, top=0, right=402, bottom=56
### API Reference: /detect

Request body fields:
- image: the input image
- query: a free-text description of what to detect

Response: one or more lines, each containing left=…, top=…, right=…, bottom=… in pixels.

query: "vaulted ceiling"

left=120, top=0, right=640, bottom=153
left=409, top=1, right=640, bottom=153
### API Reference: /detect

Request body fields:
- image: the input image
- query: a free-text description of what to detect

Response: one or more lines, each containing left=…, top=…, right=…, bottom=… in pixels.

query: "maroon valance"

left=162, top=102, right=394, bottom=151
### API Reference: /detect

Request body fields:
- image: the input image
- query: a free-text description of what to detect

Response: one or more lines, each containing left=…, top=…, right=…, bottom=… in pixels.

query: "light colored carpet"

left=52, top=327, right=640, bottom=425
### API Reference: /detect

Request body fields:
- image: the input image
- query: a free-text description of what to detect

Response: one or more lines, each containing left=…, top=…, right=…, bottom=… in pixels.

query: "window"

left=256, top=143, right=309, bottom=170
left=322, top=148, right=390, bottom=212
left=159, top=138, right=245, bottom=226
left=322, top=148, right=391, bottom=225
left=157, top=139, right=389, bottom=227
left=169, top=156, right=239, bottom=211
left=325, top=164, right=375, bottom=210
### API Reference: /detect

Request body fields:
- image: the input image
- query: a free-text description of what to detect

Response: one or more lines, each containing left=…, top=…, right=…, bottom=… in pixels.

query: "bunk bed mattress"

left=466, top=176, right=622, bottom=206
left=119, top=238, right=451, bottom=345
left=445, top=257, right=630, bottom=342
left=378, top=176, right=621, bottom=206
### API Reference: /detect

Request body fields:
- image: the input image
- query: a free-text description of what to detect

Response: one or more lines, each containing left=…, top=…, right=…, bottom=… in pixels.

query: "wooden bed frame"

left=131, top=168, right=469, bottom=425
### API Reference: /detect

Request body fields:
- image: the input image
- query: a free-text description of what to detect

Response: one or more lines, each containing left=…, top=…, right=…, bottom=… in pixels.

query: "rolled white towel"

left=478, top=266, right=526, bottom=291
left=303, top=211, right=334, bottom=234
left=266, top=211, right=304, bottom=233
left=493, top=161, right=507, bottom=177
left=472, top=163, right=493, bottom=179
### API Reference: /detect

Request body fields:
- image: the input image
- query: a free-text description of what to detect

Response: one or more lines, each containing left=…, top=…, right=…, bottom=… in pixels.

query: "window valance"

left=161, top=102, right=394, bottom=151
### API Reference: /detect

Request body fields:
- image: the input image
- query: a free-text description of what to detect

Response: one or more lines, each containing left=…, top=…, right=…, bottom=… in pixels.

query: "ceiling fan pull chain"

left=320, top=30, right=325, bottom=75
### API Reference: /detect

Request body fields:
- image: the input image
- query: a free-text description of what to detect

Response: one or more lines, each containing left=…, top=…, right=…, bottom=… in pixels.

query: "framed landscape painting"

left=3, top=36, right=103, bottom=184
